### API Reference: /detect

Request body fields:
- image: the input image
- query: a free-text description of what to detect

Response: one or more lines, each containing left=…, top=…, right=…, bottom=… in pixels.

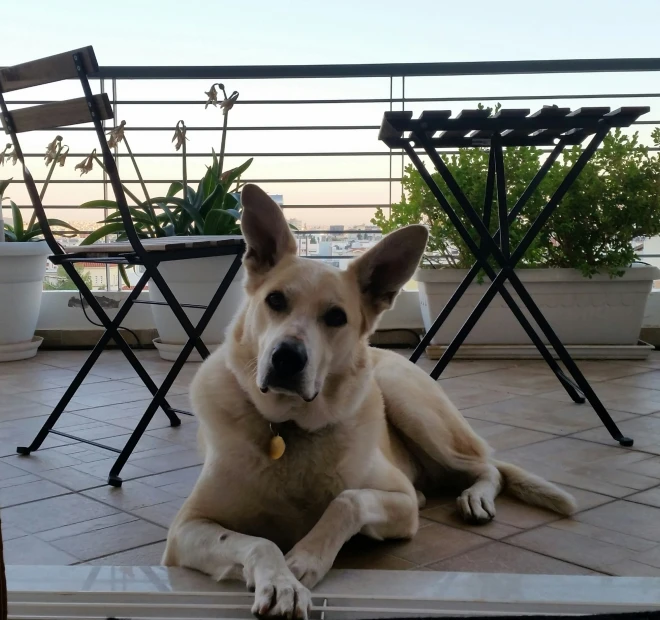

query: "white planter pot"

left=0, top=241, right=50, bottom=361
left=416, top=265, right=660, bottom=348
left=149, top=253, right=245, bottom=361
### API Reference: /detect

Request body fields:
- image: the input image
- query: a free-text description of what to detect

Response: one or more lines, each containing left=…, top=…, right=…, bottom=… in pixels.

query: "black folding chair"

left=0, top=47, right=245, bottom=486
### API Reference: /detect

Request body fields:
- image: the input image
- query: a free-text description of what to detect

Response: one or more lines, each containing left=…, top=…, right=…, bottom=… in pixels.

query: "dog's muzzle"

left=261, top=339, right=314, bottom=399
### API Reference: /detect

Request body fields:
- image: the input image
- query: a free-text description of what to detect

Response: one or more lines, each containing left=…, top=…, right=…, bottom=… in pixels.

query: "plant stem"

left=182, top=123, right=188, bottom=202
left=218, top=112, right=229, bottom=178
left=123, top=137, right=150, bottom=203
left=122, top=136, right=159, bottom=228
left=92, top=155, right=143, bottom=205
left=27, top=144, right=62, bottom=231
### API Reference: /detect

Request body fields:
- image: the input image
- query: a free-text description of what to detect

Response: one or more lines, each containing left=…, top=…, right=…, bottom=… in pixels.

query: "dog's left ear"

left=349, top=225, right=428, bottom=322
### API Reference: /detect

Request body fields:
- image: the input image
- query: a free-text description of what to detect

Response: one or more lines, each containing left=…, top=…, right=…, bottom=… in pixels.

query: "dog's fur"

left=163, top=184, right=576, bottom=619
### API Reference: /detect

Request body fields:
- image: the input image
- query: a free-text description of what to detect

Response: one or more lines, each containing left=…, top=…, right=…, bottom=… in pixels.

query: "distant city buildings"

left=34, top=190, right=390, bottom=291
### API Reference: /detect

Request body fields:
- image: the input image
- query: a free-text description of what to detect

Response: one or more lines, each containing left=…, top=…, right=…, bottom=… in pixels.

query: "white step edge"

left=6, top=566, right=660, bottom=618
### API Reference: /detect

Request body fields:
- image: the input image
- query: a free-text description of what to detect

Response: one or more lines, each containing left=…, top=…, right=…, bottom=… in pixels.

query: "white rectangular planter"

left=416, top=265, right=660, bottom=349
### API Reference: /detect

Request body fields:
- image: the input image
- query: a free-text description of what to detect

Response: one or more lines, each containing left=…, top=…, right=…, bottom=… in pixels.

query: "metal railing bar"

left=15, top=204, right=393, bottom=209
left=18, top=151, right=396, bottom=158
left=24, top=178, right=404, bottom=184
left=12, top=125, right=380, bottom=132
left=293, top=230, right=382, bottom=234
left=11, top=120, right=657, bottom=132
left=7, top=92, right=660, bottom=106
left=15, top=141, right=660, bottom=160
left=40, top=229, right=384, bottom=235
left=92, top=58, right=660, bottom=79
left=6, top=58, right=658, bottom=80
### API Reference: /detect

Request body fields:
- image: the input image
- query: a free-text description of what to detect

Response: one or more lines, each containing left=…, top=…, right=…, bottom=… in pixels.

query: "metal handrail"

left=93, top=57, right=660, bottom=79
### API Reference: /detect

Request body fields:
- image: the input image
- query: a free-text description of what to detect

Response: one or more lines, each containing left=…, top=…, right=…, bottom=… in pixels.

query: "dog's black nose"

left=271, top=339, right=307, bottom=378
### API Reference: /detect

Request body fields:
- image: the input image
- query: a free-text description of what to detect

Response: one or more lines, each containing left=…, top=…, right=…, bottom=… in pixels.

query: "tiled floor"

left=3, top=348, right=660, bottom=577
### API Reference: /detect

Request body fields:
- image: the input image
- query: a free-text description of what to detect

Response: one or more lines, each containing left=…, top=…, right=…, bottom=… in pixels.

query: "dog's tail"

left=494, top=460, right=576, bottom=515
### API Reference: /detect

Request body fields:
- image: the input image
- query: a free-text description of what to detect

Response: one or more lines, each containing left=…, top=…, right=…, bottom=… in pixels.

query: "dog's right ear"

left=240, top=184, right=297, bottom=278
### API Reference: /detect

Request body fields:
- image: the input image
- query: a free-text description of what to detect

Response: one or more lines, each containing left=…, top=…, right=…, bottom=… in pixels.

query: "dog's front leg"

left=286, top=488, right=418, bottom=588
left=167, top=518, right=312, bottom=618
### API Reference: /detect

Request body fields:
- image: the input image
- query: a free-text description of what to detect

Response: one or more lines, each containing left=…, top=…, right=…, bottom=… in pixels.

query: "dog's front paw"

left=252, top=570, right=311, bottom=619
left=285, top=548, right=330, bottom=589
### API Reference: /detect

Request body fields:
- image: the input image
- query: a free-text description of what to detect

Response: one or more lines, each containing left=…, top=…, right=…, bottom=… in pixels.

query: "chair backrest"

left=0, top=47, right=113, bottom=133
left=0, top=47, right=143, bottom=255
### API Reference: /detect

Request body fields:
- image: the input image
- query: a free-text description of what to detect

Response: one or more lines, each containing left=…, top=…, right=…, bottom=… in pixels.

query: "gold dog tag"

left=269, top=435, right=286, bottom=460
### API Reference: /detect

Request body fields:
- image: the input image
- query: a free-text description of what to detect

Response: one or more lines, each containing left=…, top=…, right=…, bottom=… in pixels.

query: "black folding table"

left=379, top=105, right=650, bottom=447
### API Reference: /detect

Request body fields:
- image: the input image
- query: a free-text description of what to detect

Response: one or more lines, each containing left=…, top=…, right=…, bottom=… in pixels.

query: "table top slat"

left=380, top=105, right=650, bottom=148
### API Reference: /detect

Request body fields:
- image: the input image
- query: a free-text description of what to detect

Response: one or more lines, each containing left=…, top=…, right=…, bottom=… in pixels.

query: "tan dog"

left=163, top=184, right=576, bottom=619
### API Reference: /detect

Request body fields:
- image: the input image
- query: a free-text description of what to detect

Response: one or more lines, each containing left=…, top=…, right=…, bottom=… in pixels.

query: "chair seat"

left=63, top=235, right=244, bottom=255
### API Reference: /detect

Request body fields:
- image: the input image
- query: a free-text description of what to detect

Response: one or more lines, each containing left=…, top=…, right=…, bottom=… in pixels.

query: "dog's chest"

left=264, top=423, right=347, bottom=504
left=223, top=424, right=359, bottom=549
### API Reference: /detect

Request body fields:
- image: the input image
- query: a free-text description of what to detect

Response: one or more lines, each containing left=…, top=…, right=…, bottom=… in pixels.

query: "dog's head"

left=232, top=184, right=427, bottom=416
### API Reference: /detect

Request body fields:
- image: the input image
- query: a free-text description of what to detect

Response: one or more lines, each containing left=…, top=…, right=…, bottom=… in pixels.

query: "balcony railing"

left=2, top=57, right=660, bottom=293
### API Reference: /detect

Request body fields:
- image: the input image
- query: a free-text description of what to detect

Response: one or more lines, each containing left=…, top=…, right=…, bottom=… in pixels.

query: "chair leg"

left=66, top=264, right=181, bottom=426
left=107, top=252, right=243, bottom=486
left=17, top=269, right=166, bottom=454
left=146, top=266, right=211, bottom=360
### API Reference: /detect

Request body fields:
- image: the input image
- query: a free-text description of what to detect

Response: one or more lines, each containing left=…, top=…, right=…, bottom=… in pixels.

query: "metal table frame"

left=379, top=105, right=651, bottom=447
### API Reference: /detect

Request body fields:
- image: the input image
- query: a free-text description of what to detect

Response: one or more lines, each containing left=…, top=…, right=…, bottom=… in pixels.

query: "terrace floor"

left=3, top=348, right=660, bottom=577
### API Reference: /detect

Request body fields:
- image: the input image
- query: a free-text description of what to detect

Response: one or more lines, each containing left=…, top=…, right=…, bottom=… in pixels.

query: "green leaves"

left=543, top=128, right=660, bottom=277
left=2, top=177, right=79, bottom=242
left=166, top=182, right=184, bottom=198
left=0, top=178, right=11, bottom=199
left=80, top=222, right=128, bottom=245
left=374, top=113, right=660, bottom=278
left=2, top=134, right=253, bottom=245
left=222, top=157, right=253, bottom=189
left=11, top=200, right=24, bottom=240
left=204, top=209, right=236, bottom=235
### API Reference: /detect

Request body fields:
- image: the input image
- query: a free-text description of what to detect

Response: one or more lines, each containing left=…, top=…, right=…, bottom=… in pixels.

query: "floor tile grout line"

left=113, top=505, right=183, bottom=531
left=398, top=537, right=495, bottom=569
left=0, top=488, right=77, bottom=509
left=0, top=505, right=132, bottom=538
left=419, top=482, right=660, bottom=566
left=407, top=527, right=603, bottom=575
left=69, top=537, right=168, bottom=565
left=486, top=483, right=660, bottom=550
left=560, top=432, right=660, bottom=458
left=76, top=488, right=180, bottom=517
left=495, top=537, right=613, bottom=576
left=460, top=406, right=648, bottom=435
left=463, top=415, right=653, bottom=451
left=33, top=514, right=142, bottom=543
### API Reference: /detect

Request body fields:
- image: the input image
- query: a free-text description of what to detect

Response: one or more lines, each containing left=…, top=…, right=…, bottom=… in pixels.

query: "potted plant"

left=77, top=85, right=253, bottom=360
left=0, top=139, right=78, bottom=360
left=373, top=124, right=660, bottom=358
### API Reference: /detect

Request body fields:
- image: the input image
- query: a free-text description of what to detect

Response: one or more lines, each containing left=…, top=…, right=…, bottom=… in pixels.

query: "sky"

left=2, top=0, right=660, bottom=228
left=4, top=0, right=660, bottom=66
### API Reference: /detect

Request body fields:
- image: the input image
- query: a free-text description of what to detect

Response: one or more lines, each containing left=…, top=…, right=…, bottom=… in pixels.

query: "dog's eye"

left=265, top=291, right=287, bottom=312
left=323, top=306, right=347, bottom=328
